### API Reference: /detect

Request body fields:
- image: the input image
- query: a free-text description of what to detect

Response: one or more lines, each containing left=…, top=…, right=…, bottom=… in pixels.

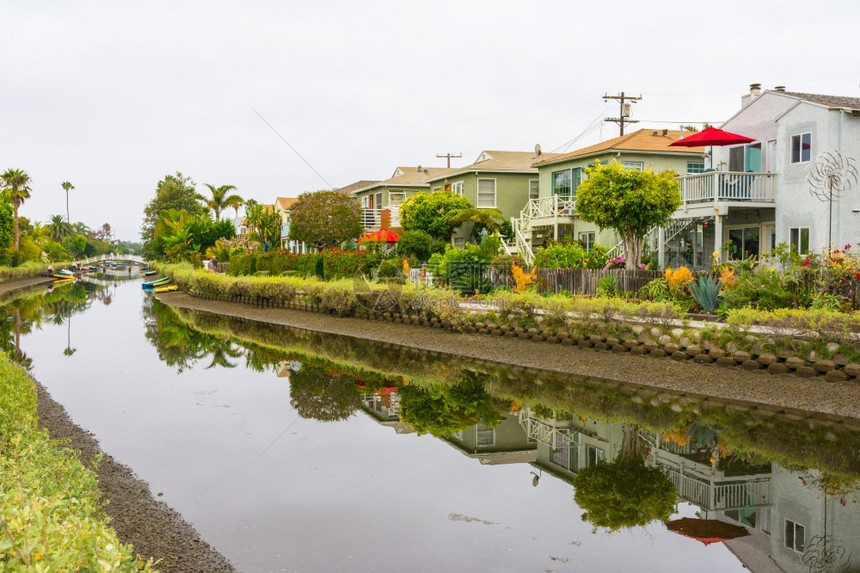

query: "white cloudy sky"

left=2, top=0, right=858, bottom=240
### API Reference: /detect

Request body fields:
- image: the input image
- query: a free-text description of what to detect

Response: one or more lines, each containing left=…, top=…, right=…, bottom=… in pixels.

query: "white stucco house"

left=664, top=85, right=860, bottom=268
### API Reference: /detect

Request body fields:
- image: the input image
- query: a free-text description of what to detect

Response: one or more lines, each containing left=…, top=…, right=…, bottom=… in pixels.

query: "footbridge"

left=78, top=254, right=146, bottom=266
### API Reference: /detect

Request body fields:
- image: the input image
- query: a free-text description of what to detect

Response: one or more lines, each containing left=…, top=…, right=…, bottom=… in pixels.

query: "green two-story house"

left=352, top=166, right=453, bottom=231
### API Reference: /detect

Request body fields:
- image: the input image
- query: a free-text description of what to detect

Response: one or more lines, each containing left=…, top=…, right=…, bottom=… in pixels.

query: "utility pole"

left=436, top=152, right=462, bottom=168
left=603, top=92, right=642, bottom=136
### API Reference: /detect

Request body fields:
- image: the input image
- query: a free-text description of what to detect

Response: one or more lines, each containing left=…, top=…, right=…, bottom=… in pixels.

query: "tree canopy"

left=399, top=190, right=472, bottom=240
left=1, top=168, right=32, bottom=250
left=575, top=161, right=680, bottom=269
left=202, top=183, right=243, bottom=222
left=288, top=190, right=361, bottom=250
left=0, top=192, right=13, bottom=253
left=244, top=204, right=281, bottom=247
left=141, top=172, right=205, bottom=256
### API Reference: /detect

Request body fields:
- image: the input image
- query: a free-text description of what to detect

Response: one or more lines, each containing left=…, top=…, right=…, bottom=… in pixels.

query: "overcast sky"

left=2, top=0, right=858, bottom=241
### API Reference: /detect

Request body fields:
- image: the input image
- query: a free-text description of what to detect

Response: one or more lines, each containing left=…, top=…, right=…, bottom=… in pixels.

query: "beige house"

left=273, top=197, right=308, bottom=252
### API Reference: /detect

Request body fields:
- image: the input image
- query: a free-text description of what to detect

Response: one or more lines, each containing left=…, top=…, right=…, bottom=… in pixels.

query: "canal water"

left=2, top=279, right=858, bottom=573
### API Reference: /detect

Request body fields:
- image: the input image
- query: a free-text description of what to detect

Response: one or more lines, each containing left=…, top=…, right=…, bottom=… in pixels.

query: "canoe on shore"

left=153, top=284, right=179, bottom=293
left=141, top=277, right=170, bottom=290
left=143, top=270, right=158, bottom=276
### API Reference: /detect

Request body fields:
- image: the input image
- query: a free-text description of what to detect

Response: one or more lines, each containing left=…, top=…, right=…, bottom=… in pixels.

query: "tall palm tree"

left=1, top=168, right=32, bottom=250
left=48, top=214, right=74, bottom=242
left=61, top=181, right=74, bottom=222
left=202, top=184, right=243, bottom=222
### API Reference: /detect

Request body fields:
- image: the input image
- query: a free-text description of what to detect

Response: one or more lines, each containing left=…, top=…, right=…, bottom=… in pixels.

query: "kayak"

left=153, top=284, right=179, bottom=293
left=143, top=270, right=158, bottom=276
left=142, top=277, right=170, bottom=289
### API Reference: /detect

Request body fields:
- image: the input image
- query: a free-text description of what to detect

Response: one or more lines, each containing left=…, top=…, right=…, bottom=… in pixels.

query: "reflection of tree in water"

left=399, top=371, right=503, bottom=437
left=288, top=364, right=361, bottom=422
left=573, top=424, right=676, bottom=532
left=142, top=297, right=242, bottom=373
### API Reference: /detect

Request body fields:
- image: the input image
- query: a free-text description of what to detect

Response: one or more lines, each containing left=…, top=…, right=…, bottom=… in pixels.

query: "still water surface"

left=3, top=279, right=858, bottom=573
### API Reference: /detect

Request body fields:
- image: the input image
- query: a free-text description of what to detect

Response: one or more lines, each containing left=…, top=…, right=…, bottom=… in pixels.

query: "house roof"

left=335, top=180, right=380, bottom=195
left=532, top=129, right=705, bottom=167
left=275, top=197, right=298, bottom=211
left=425, top=150, right=559, bottom=182
left=775, top=90, right=860, bottom=111
left=351, top=166, right=455, bottom=195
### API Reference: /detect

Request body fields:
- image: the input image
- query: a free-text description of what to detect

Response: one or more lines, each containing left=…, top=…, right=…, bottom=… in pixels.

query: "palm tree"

left=202, top=184, right=243, bottom=222
left=48, top=214, right=74, bottom=242
left=1, top=168, right=32, bottom=250
left=61, top=181, right=74, bottom=222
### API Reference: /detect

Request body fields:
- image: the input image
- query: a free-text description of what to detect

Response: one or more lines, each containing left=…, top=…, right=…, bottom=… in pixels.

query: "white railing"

left=677, top=171, right=776, bottom=205
left=518, top=411, right=576, bottom=449
left=666, top=468, right=770, bottom=511
left=361, top=208, right=382, bottom=230
left=389, top=206, right=401, bottom=228
left=79, top=254, right=145, bottom=265
left=510, top=196, right=577, bottom=263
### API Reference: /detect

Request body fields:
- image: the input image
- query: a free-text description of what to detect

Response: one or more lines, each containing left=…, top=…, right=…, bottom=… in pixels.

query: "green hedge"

left=0, top=354, right=153, bottom=571
left=227, top=250, right=379, bottom=281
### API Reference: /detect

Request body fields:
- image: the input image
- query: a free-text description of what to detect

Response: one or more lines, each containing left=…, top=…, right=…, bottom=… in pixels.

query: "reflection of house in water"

left=358, top=386, right=413, bottom=434
left=276, top=360, right=303, bottom=379
left=518, top=407, right=623, bottom=481
left=444, top=415, right=537, bottom=465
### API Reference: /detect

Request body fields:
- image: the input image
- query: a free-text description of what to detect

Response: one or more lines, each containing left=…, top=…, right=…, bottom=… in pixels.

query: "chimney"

left=775, top=85, right=786, bottom=92
left=741, top=82, right=762, bottom=108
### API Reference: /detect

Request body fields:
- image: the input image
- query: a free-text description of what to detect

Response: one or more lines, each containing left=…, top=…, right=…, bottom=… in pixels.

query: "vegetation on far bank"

left=0, top=353, right=154, bottom=571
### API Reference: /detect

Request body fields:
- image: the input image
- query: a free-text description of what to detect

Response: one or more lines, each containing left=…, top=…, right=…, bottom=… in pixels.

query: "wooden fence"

left=533, top=268, right=660, bottom=296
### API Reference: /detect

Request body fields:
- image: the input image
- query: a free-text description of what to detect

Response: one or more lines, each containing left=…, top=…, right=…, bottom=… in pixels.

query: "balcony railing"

left=677, top=171, right=776, bottom=205
left=520, top=195, right=577, bottom=220
left=361, top=207, right=400, bottom=230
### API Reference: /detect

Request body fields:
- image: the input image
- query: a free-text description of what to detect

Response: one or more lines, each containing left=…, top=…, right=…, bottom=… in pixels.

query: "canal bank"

left=156, top=291, right=860, bottom=421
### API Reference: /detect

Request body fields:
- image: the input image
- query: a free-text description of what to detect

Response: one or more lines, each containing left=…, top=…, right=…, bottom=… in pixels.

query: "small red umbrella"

left=357, top=228, right=400, bottom=243
left=670, top=127, right=755, bottom=169
left=665, top=518, right=750, bottom=546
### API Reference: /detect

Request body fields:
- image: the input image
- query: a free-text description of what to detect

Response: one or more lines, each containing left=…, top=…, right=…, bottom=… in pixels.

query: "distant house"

left=424, top=150, right=558, bottom=247
left=273, top=197, right=309, bottom=253
left=351, top=166, right=453, bottom=231
left=670, top=85, right=860, bottom=268
left=514, top=129, right=704, bottom=262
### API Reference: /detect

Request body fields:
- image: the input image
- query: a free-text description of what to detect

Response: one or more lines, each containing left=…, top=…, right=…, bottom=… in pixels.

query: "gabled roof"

left=532, top=129, right=705, bottom=167
left=275, top=197, right=298, bottom=211
left=335, top=180, right=380, bottom=195
left=351, top=166, right=455, bottom=195
left=775, top=90, right=860, bottom=111
left=425, top=150, right=558, bottom=182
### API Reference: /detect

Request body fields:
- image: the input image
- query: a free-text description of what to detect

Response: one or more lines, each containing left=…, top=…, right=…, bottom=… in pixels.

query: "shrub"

left=395, top=230, right=433, bottom=262
left=688, top=274, right=722, bottom=313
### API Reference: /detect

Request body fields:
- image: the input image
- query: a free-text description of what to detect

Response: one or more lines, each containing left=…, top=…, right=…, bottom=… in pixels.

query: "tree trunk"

left=13, top=203, right=19, bottom=251
left=621, top=230, right=644, bottom=270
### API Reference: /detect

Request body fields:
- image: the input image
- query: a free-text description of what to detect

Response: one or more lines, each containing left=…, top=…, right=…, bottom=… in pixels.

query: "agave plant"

left=688, top=274, right=722, bottom=313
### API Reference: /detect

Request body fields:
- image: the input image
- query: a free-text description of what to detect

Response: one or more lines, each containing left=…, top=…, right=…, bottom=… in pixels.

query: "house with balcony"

left=514, top=129, right=705, bottom=263
left=667, top=85, right=860, bottom=268
left=351, top=166, right=453, bottom=232
left=423, top=150, right=558, bottom=247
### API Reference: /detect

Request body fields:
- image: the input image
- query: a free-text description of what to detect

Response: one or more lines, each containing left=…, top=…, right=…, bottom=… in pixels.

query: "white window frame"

left=784, top=519, right=805, bottom=552
left=622, top=160, right=645, bottom=171
left=529, top=179, right=539, bottom=200
left=791, top=132, right=811, bottom=164
left=451, top=181, right=465, bottom=196
left=578, top=231, right=595, bottom=252
left=476, top=178, right=496, bottom=208
left=789, top=226, right=810, bottom=254
left=687, top=161, right=705, bottom=174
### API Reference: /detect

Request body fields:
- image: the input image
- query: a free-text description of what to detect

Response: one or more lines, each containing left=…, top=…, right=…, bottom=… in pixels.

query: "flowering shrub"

left=511, top=261, right=537, bottom=292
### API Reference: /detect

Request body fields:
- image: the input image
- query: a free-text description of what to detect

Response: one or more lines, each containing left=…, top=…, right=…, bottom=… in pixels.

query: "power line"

left=252, top=108, right=334, bottom=190
left=603, top=91, right=642, bottom=136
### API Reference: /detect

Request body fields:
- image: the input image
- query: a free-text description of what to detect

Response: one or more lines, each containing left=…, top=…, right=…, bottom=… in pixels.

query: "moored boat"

left=141, top=276, right=170, bottom=290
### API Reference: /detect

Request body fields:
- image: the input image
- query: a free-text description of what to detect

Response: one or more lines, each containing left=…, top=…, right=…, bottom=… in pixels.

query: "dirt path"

left=157, top=291, right=860, bottom=420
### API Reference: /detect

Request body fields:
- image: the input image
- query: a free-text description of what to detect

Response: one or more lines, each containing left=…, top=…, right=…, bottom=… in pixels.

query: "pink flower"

left=802, top=256, right=811, bottom=267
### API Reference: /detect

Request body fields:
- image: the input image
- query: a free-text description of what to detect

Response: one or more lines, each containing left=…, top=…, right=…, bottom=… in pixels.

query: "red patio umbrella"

left=670, top=127, right=755, bottom=169
left=357, top=228, right=401, bottom=243
left=665, top=518, right=750, bottom=546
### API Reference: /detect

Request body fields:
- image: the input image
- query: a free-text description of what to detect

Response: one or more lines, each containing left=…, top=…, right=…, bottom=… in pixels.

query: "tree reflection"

left=289, top=364, right=361, bottom=422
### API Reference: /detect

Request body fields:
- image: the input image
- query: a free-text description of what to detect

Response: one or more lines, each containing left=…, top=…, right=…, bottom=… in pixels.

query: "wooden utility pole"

left=603, top=92, right=642, bottom=135
left=436, top=152, right=462, bottom=168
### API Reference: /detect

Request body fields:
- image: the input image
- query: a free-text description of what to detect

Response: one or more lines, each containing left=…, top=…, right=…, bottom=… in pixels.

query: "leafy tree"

left=399, top=190, right=472, bottom=241
left=93, top=223, right=113, bottom=242
left=153, top=209, right=201, bottom=262
left=289, top=364, right=361, bottom=422
left=575, top=161, right=680, bottom=269
left=141, top=172, right=205, bottom=257
left=399, top=372, right=502, bottom=436
left=1, top=168, right=32, bottom=250
left=395, top=229, right=433, bottom=261
left=61, top=181, right=74, bottom=222
left=61, top=234, right=87, bottom=259
left=0, top=192, right=13, bottom=253
left=48, top=214, right=74, bottom=242
left=448, top=207, right=505, bottom=241
left=202, top=183, right=243, bottom=222
left=245, top=204, right=281, bottom=248
left=288, top=190, right=361, bottom=250
left=573, top=424, right=676, bottom=532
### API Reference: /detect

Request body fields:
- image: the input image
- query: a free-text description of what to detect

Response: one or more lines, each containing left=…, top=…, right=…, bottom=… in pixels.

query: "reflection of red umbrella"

left=670, top=127, right=755, bottom=168
left=357, top=228, right=400, bottom=243
left=665, top=518, right=750, bottom=545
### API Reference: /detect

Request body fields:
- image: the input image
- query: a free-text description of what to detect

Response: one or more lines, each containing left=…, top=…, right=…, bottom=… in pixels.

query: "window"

left=728, top=226, right=760, bottom=259
left=375, top=192, right=383, bottom=208
left=790, top=227, right=810, bottom=254
left=784, top=520, right=805, bottom=552
left=552, top=170, right=571, bottom=197
left=579, top=231, right=595, bottom=252
left=476, top=425, right=495, bottom=447
left=586, top=446, right=605, bottom=466
left=452, top=237, right=465, bottom=248
left=687, top=161, right=705, bottom=174
left=791, top=133, right=811, bottom=164
left=432, top=186, right=442, bottom=192
left=529, top=179, right=539, bottom=200
left=622, top=161, right=644, bottom=171
left=477, top=178, right=496, bottom=208
left=451, top=181, right=464, bottom=196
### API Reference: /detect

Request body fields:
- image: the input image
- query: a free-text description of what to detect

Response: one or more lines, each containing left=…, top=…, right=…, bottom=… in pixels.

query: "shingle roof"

left=425, top=150, right=559, bottom=182
left=774, top=90, right=860, bottom=111
left=532, top=129, right=705, bottom=167
left=275, top=197, right=298, bottom=210
left=335, top=180, right=380, bottom=195
left=351, top=166, right=456, bottom=194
